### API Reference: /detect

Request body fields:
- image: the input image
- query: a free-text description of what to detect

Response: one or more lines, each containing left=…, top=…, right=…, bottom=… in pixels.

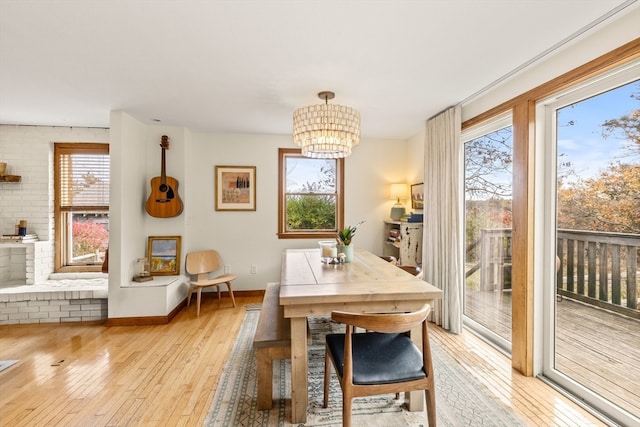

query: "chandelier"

left=293, top=91, right=360, bottom=159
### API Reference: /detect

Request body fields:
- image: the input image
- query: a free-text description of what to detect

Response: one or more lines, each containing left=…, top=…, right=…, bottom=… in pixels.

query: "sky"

left=557, top=78, right=639, bottom=181
left=285, top=157, right=335, bottom=192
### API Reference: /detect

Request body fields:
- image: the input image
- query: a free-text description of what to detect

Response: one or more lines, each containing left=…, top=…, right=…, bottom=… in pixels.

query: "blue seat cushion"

left=326, top=332, right=426, bottom=385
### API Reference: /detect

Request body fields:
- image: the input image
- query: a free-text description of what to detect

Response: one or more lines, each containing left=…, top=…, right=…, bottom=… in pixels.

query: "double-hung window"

left=54, top=143, right=110, bottom=271
left=278, top=148, right=344, bottom=238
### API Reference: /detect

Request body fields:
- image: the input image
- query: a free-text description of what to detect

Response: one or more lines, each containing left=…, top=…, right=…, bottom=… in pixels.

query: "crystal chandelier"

left=293, top=91, right=360, bottom=159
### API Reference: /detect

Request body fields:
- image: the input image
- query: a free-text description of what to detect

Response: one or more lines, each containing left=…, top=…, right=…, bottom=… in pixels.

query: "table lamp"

left=389, top=183, right=409, bottom=221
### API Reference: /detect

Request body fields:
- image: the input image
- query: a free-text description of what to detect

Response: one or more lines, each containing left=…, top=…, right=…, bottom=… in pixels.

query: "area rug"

left=0, top=360, right=18, bottom=373
left=205, top=307, right=526, bottom=426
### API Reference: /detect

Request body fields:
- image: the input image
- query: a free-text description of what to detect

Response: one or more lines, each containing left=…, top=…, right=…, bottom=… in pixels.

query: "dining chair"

left=397, top=264, right=422, bottom=276
left=379, top=255, right=398, bottom=265
left=185, top=250, right=236, bottom=316
left=323, top=304, right=436, bottom=427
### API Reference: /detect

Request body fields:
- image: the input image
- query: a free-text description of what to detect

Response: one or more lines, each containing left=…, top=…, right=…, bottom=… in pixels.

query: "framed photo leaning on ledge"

left=148, top=236, right=181, bottom=275
left=215, top=165, right=256, bottom=211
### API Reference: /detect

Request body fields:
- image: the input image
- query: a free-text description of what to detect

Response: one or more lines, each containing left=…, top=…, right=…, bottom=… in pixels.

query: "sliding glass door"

left=539, top=61, right=640, bottom=426
left=463, top=115, right=513, bottom=352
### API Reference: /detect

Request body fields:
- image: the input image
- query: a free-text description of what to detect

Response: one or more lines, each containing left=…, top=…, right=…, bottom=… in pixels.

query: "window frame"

left=461, top=112, right=514, bottom=355
left=277, top=148, right=344, bottom=239
left=54, top=142, right=110, bottom=272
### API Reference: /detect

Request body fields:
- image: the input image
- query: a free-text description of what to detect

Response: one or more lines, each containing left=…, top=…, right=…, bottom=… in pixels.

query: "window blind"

left=56, top=144, right=110, bottom=210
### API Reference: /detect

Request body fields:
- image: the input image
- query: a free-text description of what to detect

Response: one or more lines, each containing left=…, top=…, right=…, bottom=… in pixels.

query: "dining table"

left=279, top=247, right=444, bottom=424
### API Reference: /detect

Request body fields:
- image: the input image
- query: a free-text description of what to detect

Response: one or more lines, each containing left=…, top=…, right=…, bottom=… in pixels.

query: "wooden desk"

left=279, top=248, right=443, bottom=423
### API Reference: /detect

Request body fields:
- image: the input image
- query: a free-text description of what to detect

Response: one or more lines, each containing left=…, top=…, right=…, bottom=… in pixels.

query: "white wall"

left=462, top=6, right=640, bottom=121
left=143, top=127, right=406, bottom=290
left=178, top=131, right=408, bottom=291
left=406, top=129, right=426, bottom=205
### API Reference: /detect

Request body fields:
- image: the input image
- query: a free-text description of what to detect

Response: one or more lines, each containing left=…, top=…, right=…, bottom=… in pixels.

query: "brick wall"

left=0, top=241, right=54, bottom=285
left=0, top=291, right=107, bottom=325
left=0, top=125, right=109, bottom=283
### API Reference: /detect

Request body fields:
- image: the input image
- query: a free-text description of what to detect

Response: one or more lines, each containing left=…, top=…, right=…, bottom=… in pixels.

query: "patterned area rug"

left=205, top=307, right=526, bottom=426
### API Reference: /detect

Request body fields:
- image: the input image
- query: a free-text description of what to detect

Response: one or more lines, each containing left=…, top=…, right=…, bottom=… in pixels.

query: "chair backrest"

left=331, top=304, right=431, bottom=334
left=186, top=250, right=222, bottom=275
left=397, top=265, right=421, bottom=276
left=379, top=255, right=398, bottom=265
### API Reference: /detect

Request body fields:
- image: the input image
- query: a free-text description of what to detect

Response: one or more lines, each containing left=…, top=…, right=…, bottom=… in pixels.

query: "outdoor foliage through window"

left=55, top=143, right=109, bottom=270
left=286, top=157, right=336, bottom=230
left=278, top=149, right=343, bottom=237
left=556, top=79, right=640, bottom=234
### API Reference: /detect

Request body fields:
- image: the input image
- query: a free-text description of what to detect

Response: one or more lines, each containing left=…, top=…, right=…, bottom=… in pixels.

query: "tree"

left=286, top=160, right=337, bottom=230
left=558, top=163, right=640, bottom=234
left=558, top=84, right=640, bottom=233
left=286, top=195, right=335, bottom=230
left=464, top=126, right=513, bottom=200
left=72, top=220, right=109, bottom=257
left=601, top=87, right=640, bottom=159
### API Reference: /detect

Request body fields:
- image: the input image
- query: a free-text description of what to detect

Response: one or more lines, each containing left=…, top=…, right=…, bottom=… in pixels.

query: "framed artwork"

left=411, top=183, right=424, bottom=210
left=148, top=236, right=181, bottom=275
left=215, top=165, right=256, bottom=211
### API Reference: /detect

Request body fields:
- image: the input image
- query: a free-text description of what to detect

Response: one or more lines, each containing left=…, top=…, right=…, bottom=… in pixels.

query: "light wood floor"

left=0, top=295, right=606, bottom=427
left=465, top=288, right=640, bottom=417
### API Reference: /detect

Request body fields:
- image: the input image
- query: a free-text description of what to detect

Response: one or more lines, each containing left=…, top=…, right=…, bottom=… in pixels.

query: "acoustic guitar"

left=145, top=135, right=184, bottom=218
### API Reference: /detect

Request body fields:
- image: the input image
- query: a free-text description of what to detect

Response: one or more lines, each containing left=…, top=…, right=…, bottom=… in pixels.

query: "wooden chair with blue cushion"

left=323, top=304, right=436, bottom=427
left=185, top=250, right=236, bottom=316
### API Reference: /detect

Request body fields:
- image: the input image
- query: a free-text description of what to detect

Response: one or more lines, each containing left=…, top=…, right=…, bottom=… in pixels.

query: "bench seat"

left=253, top=282, right=291, bottom=410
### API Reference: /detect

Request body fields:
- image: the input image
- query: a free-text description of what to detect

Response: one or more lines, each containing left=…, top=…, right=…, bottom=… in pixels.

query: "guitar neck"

left=160, top=147, right=167, bottom=184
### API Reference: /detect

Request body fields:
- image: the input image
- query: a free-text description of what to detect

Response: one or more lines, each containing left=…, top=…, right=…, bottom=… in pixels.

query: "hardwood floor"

left=465, top=288, right=640, bottom=418
left=0, top=294, right=606, bottom=426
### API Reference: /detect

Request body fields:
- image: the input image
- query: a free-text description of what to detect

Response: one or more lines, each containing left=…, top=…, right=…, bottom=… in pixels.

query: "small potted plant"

left=336, top=220, right=364, bottom=263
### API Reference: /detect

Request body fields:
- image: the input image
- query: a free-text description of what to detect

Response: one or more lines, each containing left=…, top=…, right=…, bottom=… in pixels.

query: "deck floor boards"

left=465, top=288, right=640, bottom=418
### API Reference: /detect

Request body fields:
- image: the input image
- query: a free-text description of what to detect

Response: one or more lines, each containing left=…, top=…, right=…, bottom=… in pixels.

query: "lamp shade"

left=293, top=91, right=360, bottom=159
left=390, top=183, right=409, bottom=202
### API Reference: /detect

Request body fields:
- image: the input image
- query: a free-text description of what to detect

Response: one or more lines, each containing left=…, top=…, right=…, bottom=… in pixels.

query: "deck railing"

left=466, top=228, right=640, bottom=319
left=557, top=229, right=639, bottom=319
left=477, top=228, right=512, bottom=291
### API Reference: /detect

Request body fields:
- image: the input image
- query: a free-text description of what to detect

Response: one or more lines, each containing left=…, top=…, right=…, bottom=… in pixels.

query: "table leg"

left=290, top=316, right=308, bottom=423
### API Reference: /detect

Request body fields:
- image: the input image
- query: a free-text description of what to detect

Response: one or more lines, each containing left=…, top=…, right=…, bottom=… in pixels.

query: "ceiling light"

left=293, top=91, right=360, bottom=159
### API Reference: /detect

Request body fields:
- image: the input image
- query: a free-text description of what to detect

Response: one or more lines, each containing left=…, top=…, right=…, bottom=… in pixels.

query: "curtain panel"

left=423, top=105, right=463, bottom=333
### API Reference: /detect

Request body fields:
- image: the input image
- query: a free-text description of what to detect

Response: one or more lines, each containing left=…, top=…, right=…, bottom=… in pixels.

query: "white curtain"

left=423, top=105, right=463, bottom=333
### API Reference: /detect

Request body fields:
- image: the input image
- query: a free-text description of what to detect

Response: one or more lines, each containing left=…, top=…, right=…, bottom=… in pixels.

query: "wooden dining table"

left=279, top=247, right=444, bottom=424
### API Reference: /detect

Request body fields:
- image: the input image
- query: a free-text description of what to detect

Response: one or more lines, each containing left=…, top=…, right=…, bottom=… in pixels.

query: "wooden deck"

left=465, top=288, right=640, bottom=418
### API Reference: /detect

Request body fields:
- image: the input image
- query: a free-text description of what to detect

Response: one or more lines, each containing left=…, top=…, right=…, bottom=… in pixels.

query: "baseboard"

left=105, top=299, right=187, bottom=326
left=104, top=290, right=265, bottom=326
left=228, top=289, right=265, bottom=297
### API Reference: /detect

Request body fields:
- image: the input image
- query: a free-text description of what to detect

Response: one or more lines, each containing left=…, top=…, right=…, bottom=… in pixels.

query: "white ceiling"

left=0, top=0, right=636, bottom=140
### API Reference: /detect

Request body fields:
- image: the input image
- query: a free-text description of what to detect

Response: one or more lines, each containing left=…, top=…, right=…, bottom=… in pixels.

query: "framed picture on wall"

left=215, top=165, right=256, bottom=211
left=148, top=236, right=181, bottom=275
left=411, top=183, right=424, bottom=210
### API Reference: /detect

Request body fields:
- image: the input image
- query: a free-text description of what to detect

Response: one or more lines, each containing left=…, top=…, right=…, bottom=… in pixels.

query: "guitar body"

left=145, top=135, right=184, bottom=218
left=145, top=175, right=184, bottom=218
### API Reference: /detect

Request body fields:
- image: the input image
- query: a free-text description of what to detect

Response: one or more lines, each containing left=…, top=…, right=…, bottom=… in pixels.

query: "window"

left=54, top=143, right=109, bottom=272
left=462, top=114, right=513, bottom=353
left=278, top=148, right=344, bottom=238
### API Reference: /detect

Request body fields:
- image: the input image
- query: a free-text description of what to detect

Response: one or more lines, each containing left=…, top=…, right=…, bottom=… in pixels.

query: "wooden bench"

left=253, top=282, right=291, bottom=410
